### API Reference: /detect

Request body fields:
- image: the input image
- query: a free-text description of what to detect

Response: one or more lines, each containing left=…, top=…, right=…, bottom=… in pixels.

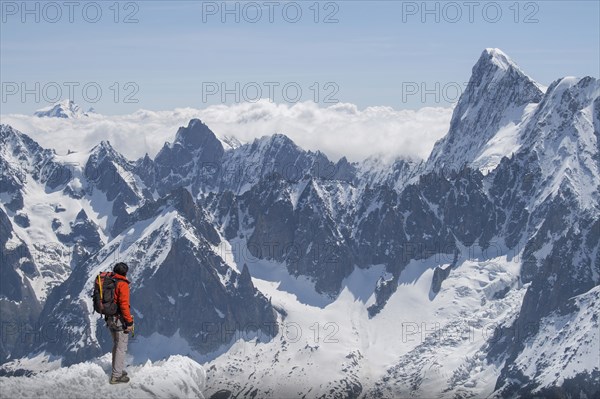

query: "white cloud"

left=1, top=100, right=453, bottom=163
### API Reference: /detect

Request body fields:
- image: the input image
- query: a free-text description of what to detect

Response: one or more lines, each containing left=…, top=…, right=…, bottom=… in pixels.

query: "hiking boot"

left=110, top=375, right=130, bottom=384
left=122, top=370, right=128, bottom=376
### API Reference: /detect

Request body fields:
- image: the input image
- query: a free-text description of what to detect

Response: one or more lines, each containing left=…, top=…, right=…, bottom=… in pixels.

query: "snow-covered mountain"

left=33, top=99, right=90, bottom=119
left=34, top=186, right=277, bottom=365
left=137, top=119, right=350, bottom=197
left=427, top=48, right=545, bottom=174
left=0, top=49, right=598, bottom=397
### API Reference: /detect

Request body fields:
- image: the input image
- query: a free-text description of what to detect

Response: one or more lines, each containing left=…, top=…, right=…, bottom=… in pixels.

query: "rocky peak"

left=174, top=119, right=224, bottom=158
left=87, top=140, right=123, bottom=166
left=427, top=48, right=544, bottom=172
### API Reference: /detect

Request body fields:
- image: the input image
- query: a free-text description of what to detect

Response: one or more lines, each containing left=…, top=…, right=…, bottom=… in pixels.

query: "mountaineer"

left=93, top=262, right=134, bottom=384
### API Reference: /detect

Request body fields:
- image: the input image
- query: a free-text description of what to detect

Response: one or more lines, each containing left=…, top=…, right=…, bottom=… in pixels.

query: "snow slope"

left=509, top=285, right=600, bottom=391
left=0, top=354, right=206, bottom=398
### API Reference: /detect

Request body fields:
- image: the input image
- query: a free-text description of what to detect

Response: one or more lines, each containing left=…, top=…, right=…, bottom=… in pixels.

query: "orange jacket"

left=113, top=273, right=133, bottom=325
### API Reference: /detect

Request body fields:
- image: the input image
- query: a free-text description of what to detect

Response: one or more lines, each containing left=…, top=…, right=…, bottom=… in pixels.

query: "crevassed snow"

left=2, top=174, right=79, bottom=302
left=0, top=354, right=206, bottom=399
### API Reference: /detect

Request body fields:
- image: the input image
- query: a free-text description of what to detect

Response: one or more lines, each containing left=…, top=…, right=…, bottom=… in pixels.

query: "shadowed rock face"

left=55, top=209, right=102, bottom=250
left=205, top=166, right=499, bottom=305
left=129, top=240, right=277, bottom=354
left=152, top=119, right=226, bottom=196
left=0, top=209, right=39, bottom=303
left=0, top=208, right=41, bottom=363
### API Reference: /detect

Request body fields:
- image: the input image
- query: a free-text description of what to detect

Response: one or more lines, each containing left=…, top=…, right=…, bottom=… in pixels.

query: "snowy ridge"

left=522, top=76, right=600, bottom=210
left=355, top=155, right=422, bottom=191
left=85, top=139, right=149, bottom=212
left=219, top=133, right=336, bottom=195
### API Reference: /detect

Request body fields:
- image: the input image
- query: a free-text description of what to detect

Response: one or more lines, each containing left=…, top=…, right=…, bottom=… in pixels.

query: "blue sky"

left=1, top=0, right=598, bottom=114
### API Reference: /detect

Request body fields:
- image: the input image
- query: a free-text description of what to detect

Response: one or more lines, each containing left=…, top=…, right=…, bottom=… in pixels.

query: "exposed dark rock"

left=0, top=208, right=41, bottom=363
left=431, top=265, right=451, bottom=294
left=13, top=212, right=30, bottom=228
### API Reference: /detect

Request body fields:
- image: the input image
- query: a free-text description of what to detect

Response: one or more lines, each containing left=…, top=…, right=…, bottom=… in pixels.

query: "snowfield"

left=0, top=354, right=206, bottom=399
left=201, top=243, right=529, bottom=398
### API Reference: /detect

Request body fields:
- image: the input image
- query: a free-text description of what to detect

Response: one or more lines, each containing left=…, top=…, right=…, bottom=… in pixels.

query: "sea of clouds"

left=1, top=100, right=453, bottom=163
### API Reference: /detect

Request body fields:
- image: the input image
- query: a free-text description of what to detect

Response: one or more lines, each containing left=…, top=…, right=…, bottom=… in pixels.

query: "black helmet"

left=113, top=262, right=129, bottom=276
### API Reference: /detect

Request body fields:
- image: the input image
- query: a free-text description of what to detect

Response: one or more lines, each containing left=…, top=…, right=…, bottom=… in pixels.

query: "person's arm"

left=117, top=282, right=134, bottom=327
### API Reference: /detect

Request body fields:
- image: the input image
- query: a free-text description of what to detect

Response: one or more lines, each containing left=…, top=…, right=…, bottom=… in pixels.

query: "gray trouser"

left=109, top=319, right=129, bottom=378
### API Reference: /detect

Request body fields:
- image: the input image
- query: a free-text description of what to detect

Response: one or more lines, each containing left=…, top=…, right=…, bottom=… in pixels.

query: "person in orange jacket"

left=107, top=262, right=134, bottom=384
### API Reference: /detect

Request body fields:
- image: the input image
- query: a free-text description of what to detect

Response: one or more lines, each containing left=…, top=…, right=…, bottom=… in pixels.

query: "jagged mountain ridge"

left=137, top=118, right=355, bottom=198
left=0, top=48, right=598, bottom=396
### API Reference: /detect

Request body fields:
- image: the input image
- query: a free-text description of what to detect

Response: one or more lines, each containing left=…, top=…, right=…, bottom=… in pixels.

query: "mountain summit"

left=173, top=118, right=223, bottom=153
left=34, top=99, right=89, bottom=118
left=427, top=48, right=545, bottom=172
